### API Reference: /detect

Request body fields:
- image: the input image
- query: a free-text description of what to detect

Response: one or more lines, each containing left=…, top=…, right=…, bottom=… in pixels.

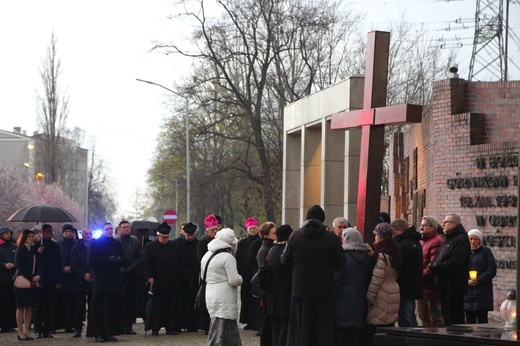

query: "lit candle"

left=469, top=270, right=477, bottom=280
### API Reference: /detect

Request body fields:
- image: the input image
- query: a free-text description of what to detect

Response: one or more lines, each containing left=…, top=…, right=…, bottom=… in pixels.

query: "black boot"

left=73, top=329, right=82, bottom=337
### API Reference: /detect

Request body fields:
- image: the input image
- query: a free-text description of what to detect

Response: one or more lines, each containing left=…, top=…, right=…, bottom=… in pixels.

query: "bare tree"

left=36, top=32, right=69, bottom=183
left=154, top=0, right=363, bottom=223
left=86, top=141, right=117, bottom=228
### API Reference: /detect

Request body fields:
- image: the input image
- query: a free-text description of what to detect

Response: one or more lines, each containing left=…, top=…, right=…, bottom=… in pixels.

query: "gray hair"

left=333, top=217, right=348, bottom=228
left=421, top=216, right=439, bottom=229
left=446, top=213, right=461, bottom=225
left=390, top=218, right=409, bottom=232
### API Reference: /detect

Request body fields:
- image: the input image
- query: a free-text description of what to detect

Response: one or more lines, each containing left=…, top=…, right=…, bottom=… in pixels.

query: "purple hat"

left=373, top=223, right=394, bottom=239
left=204, top=215, right=219, bottom=228
left=244, top=217, right=259, bottom=229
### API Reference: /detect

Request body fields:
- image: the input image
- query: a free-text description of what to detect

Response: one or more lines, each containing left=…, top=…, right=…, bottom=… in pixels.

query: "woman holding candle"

left=463, top=229, right=497, bottom=324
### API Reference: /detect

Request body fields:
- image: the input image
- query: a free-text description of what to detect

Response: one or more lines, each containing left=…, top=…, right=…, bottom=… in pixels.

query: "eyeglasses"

left=121, top=226, right=130, bottom=229
left=420, top=224, right=432, bottom=227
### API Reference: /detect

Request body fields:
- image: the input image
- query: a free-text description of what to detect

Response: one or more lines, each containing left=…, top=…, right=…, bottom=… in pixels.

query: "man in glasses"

left=428, top=213, right=470, bottom=325
left=117, top=220, right=141, bottom=335
left=87, top=222, right=125, bottom=342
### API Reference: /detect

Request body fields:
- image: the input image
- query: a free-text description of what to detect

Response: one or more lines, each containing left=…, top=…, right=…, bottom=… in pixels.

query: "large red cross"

left=331, top=31, right=422, bottom=240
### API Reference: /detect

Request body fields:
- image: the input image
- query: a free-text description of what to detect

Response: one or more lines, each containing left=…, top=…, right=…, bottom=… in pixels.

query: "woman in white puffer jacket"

left=201, top=228, right=243, bottom=346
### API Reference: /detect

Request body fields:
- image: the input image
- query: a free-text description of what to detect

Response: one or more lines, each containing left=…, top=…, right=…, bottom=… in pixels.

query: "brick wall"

left=389, top=78, right=520, bottom=312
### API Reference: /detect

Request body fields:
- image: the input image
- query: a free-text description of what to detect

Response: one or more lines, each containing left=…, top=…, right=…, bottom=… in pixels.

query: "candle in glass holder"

left=469, top=270, right=477, bottom=280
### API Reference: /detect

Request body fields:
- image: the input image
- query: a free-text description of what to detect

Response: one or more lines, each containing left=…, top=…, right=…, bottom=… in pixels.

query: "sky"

left=0, top=0, right=518, bottom=221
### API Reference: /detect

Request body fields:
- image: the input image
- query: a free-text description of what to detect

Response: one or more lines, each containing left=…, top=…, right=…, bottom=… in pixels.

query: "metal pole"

left=185, top=97, right=191, bottom=221
left=136, top=78, right=191, bottom=222
left=175, top=179, right=179, bottom=221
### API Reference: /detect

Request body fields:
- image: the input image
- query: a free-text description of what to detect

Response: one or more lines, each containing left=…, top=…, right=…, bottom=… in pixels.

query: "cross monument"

left=331, top=31, right=423, bottom=241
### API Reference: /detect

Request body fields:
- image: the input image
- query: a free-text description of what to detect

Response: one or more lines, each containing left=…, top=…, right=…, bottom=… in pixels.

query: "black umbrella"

left=144, top=287, right=154, bottom=336
left=131, top=220, right=161, bottom=237
left=7, top=204, right=77, bottom=223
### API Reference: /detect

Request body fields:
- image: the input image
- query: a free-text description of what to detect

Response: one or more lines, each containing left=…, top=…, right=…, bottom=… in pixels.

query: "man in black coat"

left=35, top=224, right=63, bottom=339
left=429, top=213, right=471, bottom=325
left=391, top=218, right=423, bottom=327
left=172, top=222, right=199, bottom=332
left=0, top=226, right=17, bottom=332
left=236, top=217, right=260, bottom=330
left=135, top=228, right=152, bottom=321
left=70, top=227, right=94, bottom=337
left=117, top=220, right=142, bottom=335
left=87, top=222, right=125, bottom=342
left=56, top=224, right=77, bottom=333
left=281, top=205, right=345, bottom=346
left=143, top=222, right=180, bottom=335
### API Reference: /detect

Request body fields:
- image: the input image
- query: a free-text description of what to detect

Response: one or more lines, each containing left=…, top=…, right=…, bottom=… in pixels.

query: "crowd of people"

left=0, top=208, right=497, bottom=345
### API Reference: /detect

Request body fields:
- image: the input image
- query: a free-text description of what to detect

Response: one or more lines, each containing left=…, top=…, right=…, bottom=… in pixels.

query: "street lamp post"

left=136, top=78, right=191, bottom=221
left=157, top=174, right=178, bottom=216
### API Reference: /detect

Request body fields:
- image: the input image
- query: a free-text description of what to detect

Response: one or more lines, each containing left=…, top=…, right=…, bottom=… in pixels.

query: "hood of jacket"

left=343, top=242, right=370, bottom=263
left=395, top=225, right=421, bottom=243
left=207, top=238, right=233, bottom=252
left=300, top=219, right=327, bottom=238
left=445, top=223, right=467, bottom=240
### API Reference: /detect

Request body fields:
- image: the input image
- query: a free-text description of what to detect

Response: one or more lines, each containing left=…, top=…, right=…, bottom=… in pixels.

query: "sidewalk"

left=0, top=322, right=259, bottom=345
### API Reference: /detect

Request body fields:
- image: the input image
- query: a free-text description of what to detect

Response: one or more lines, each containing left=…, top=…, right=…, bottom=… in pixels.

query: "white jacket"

left=201, top=239, right=243, bottom=320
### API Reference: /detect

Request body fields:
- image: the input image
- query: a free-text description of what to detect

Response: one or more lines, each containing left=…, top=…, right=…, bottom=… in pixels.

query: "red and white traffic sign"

left=163, top=209, right=178, bottom=225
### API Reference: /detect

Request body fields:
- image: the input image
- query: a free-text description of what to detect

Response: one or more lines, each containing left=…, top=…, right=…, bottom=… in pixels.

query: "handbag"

left=194, top=249, right=226, bottom=311
left=13, top=254, right=35, bottom=289
left=250, top=247, right=273, bottom=297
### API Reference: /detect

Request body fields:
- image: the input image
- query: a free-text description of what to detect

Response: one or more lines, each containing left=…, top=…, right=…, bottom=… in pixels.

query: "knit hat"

left=373, top=223, right=394, bottom=239
left=342, top=228, right=363, bottom=243
left=62, top=224, right=74, bottom=233
left=468, top=229, right=483, bottom=243
left=306, top=205, right=325, bottom=222
left=380, top=212, right=391, bottom=224
left=215, top=228, right=238, bottom=245
left=244, top=217, right=259, bottom=229
left=157, top=222, right=171, bottom=235
left=183, top=222, right=197, bottom=235
left=276, top=224, right=293, bottom=242
left=204, top=215, right=219, bottom=228
left=0, top=226, right=12, bottom=235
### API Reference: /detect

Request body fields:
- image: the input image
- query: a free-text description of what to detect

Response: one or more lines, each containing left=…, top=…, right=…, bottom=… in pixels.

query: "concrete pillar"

left=302, top=124, right=322, bottom=219
left=282, top=131, right=302, bottom=227
left=322, top=117, right=345, bottom=223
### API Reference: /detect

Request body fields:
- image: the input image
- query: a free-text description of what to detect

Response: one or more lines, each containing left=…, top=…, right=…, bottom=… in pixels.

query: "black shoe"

left=65, top=328, right=74, bottom=333
left=106, top=335, right=118, bottom=342
left=34, top=333, right=42, bottom=340
left=95, top=336, right=106, bottom=343
left=73, top=330, right=81, bottom=337
left=151, top=330, right=159, bottom=336
left=125, top=328, right=137, bottom=335
left=42, top=333, right=53, bottom=338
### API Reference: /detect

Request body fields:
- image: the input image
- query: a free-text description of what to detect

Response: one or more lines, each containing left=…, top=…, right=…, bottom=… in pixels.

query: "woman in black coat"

left=14, top=229, right=41, bottom=341
left=464, top=229, right=496, bottom=323
left=267, top=225, right=293, bottom=346
left=334, top=228, right=373, bottom=346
